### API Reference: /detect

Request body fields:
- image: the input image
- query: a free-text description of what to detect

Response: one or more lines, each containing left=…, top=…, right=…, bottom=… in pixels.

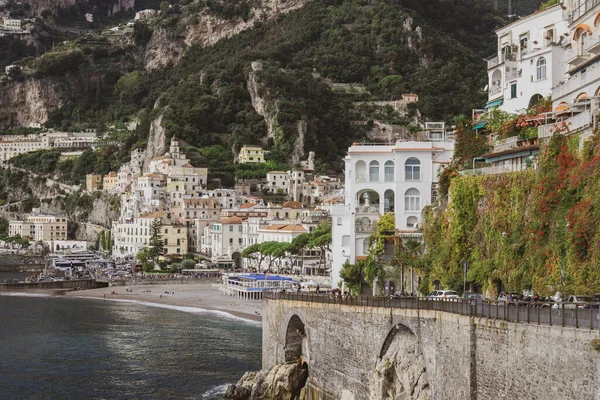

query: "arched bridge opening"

left=284, top=315, right=306, bottom=363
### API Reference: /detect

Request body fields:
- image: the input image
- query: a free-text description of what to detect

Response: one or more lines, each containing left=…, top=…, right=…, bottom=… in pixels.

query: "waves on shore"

left=202, top=383, right=231, bottom=399
left=74, top=296, right=262, bottom=326
left=0, top=292, right=54, bottom=298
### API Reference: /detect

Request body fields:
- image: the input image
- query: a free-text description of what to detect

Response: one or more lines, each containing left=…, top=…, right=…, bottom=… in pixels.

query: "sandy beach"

left=4, top=282, right=263, bottom=322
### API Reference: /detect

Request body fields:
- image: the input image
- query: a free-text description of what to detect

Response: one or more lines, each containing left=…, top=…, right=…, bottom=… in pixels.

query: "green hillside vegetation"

left=7, top=0, right=513, bottom=181
left=422, top=133, right=600, bottom=297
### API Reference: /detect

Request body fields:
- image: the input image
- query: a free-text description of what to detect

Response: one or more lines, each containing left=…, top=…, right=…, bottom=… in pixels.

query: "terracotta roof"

left=240, top=203, right=255, bottom=209
left=181, top=163, right=193, bottom=167
left=139, top=211, right=167, bottom=219
left=220, top=216, right=243, bottom=224
left=267, top=171, right=287, bottom=174
left=356, top=256, right=368, bottom=261
left=282, top=201, right=303, bottom=209
left=261, top=224, right=307, bottom=233
left=142, top=173, right=164, bottom=179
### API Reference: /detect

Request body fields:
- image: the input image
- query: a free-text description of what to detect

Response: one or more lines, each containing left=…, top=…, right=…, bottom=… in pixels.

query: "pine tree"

left=148, top=218, right=164, bottom=261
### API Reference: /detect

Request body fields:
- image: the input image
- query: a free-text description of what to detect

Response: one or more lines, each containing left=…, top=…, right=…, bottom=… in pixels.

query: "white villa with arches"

left=486, top=4, right=568, bottom=114
left=330, top=137, right=454, bottom=290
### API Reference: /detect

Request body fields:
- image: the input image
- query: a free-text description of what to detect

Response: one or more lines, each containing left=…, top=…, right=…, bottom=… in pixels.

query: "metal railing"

left=487, top=55, right=500, bottom=70
left=265, top=293, right=600, bottom=330
left=492, top=136, right=519, bottom=152
left=538, top=110, right=593, bottom=139
left=571, top=0, right=600, bottom=23
left=459, top=164, right=533, bottom=177
left=553, top=60, right=600, bottom=101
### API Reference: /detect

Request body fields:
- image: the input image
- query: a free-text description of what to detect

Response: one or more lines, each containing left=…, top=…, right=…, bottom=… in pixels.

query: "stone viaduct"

left=262, top=295, right=600, bottom=400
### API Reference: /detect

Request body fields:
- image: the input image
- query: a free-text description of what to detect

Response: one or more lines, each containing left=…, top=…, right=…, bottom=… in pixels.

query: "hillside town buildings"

left=9, top=210, right=68, bottom=242
left=0, top=131, right=98, bottom=163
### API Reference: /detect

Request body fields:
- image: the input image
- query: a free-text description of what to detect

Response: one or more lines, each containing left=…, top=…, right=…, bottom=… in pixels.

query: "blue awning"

left=472, top=121, right=488, bottom=130
left=485, top=98, right=504, bottom=109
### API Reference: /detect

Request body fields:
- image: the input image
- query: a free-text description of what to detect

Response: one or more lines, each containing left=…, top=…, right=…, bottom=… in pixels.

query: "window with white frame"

left=404, top=188, right=421, bottom=212
left=405, top=158, right=421, bottom=180
left=536, top=57, right=546, bottom=80
left=369, top=161, right=380, bottom=182
left=384, top=160, right=394, bottom=182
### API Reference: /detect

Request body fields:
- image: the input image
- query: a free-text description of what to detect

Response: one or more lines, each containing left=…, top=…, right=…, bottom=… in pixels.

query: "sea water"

left=0, top=294, right=262, bottom=399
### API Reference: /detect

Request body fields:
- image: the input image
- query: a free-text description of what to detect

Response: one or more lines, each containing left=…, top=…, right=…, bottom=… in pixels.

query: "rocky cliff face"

left=0, top=77, right=77, bottom=130
left=145, top=0, right=312, bottom=70
left=246, top=61, right=305, bottom=164
left=225, top=362, right=308, bottom=400
left=142, top=114, right=167, bottom=172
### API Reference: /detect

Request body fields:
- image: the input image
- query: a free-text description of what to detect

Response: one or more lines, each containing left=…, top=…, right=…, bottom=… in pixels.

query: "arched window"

left=369, top=161, right=380, bottom=182
left=405, top=188, right=421, bottom=212
left=355, top=160, right=366, bottom=182
left=336, top=217, right=342, bottom=226
left=536, top=57, right=546, bottom=80
left=384, top=161, right=395, bottom=182
left=405, top=158, right=421, bottom=180
left=407, top=216, right=419, bottom=228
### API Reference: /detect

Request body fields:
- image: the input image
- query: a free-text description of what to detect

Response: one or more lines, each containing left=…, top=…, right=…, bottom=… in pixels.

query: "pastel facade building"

left=238, top=145, right=266, bottom=163
left=86, top=173, right=103, bottom=192
left=9, top=213, right=68, bottom=242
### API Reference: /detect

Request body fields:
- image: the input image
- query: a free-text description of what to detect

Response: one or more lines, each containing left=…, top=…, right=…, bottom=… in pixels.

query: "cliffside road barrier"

left=265, top=292, right=600, bottom=330
left=0, top=279, right=109, bottom=291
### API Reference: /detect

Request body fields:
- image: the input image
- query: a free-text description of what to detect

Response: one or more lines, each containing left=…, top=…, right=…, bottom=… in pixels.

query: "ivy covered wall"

left=423, top=134, right=600, bottom=297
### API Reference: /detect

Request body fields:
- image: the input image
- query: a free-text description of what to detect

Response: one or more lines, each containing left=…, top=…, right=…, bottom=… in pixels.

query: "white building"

left=485, top=4, right=568, bottom=114
left=208, top=188, right=237, bottom=209
left=265, top=171, right=289, bottom=194
left=3, top=19, right=21, bottom=30
left=330, top=138, right=454, bottom=289
left=551, top=0, right=600, bottom=113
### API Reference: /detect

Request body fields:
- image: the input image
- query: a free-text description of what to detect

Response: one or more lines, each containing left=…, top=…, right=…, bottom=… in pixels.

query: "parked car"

left=428, top=290, right=459, bottom=299
left=585, top=294, right=600, bottom=310
left=464, top=292, right=485, bottom=302
left=564, top=295, right=593, bottom=309
left=497, top=292, right=520, bottom=304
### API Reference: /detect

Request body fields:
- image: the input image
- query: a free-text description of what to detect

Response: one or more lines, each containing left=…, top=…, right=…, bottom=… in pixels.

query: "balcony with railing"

left=567, top=47, right=589, bottom=69
left=585, top=30, right=600, bottom=54
left=553, top=62, right=600, bottom=101
left=459, top=163, right=534, bottom=177
left=570, top=0, right=600, bottom=23
left=487, top=55, right=500, bottom=70
left=492, top=136, right=519, bottom=152
left=537, top=110, right=593, bottom=139
left=489, top=85, right=502, bottom=96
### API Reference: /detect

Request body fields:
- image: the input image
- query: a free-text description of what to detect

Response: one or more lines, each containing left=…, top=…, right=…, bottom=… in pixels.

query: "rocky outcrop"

left=142, top=114, right=167, bottom=172
left=225, top=362, right=308, bottom=400
left=144, top=30, right=186, bottom=71
left=247, top=61, right=305, bottom=164
left=0, top=77, right=77, bottom=130
left=145, top=0, right=312, bottom=70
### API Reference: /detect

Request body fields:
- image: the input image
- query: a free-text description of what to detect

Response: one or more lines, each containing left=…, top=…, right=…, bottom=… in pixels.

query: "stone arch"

left=371, top=323, right=430, bottom=399
left=595, top=86, right=600, bottom=97
left=575, top=92, right=589, bottom=102
left=285, top=314, right=306, bottom=363
left=528, top=93, right=543, bottom=109
left=384, top=189, right=395, bottom=213
left=356, top=189, right=380, bottom=208
left=232, top=252, right=242, bottom=270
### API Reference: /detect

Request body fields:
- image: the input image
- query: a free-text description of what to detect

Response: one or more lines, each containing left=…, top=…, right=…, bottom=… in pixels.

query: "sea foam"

left=201, top=383, right=231, bottom=399
left=73, top=296, right=262, bottom=326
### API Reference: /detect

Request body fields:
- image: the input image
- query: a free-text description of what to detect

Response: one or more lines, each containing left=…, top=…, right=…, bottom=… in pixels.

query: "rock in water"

left=225, top=362, right=308, bottom=400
